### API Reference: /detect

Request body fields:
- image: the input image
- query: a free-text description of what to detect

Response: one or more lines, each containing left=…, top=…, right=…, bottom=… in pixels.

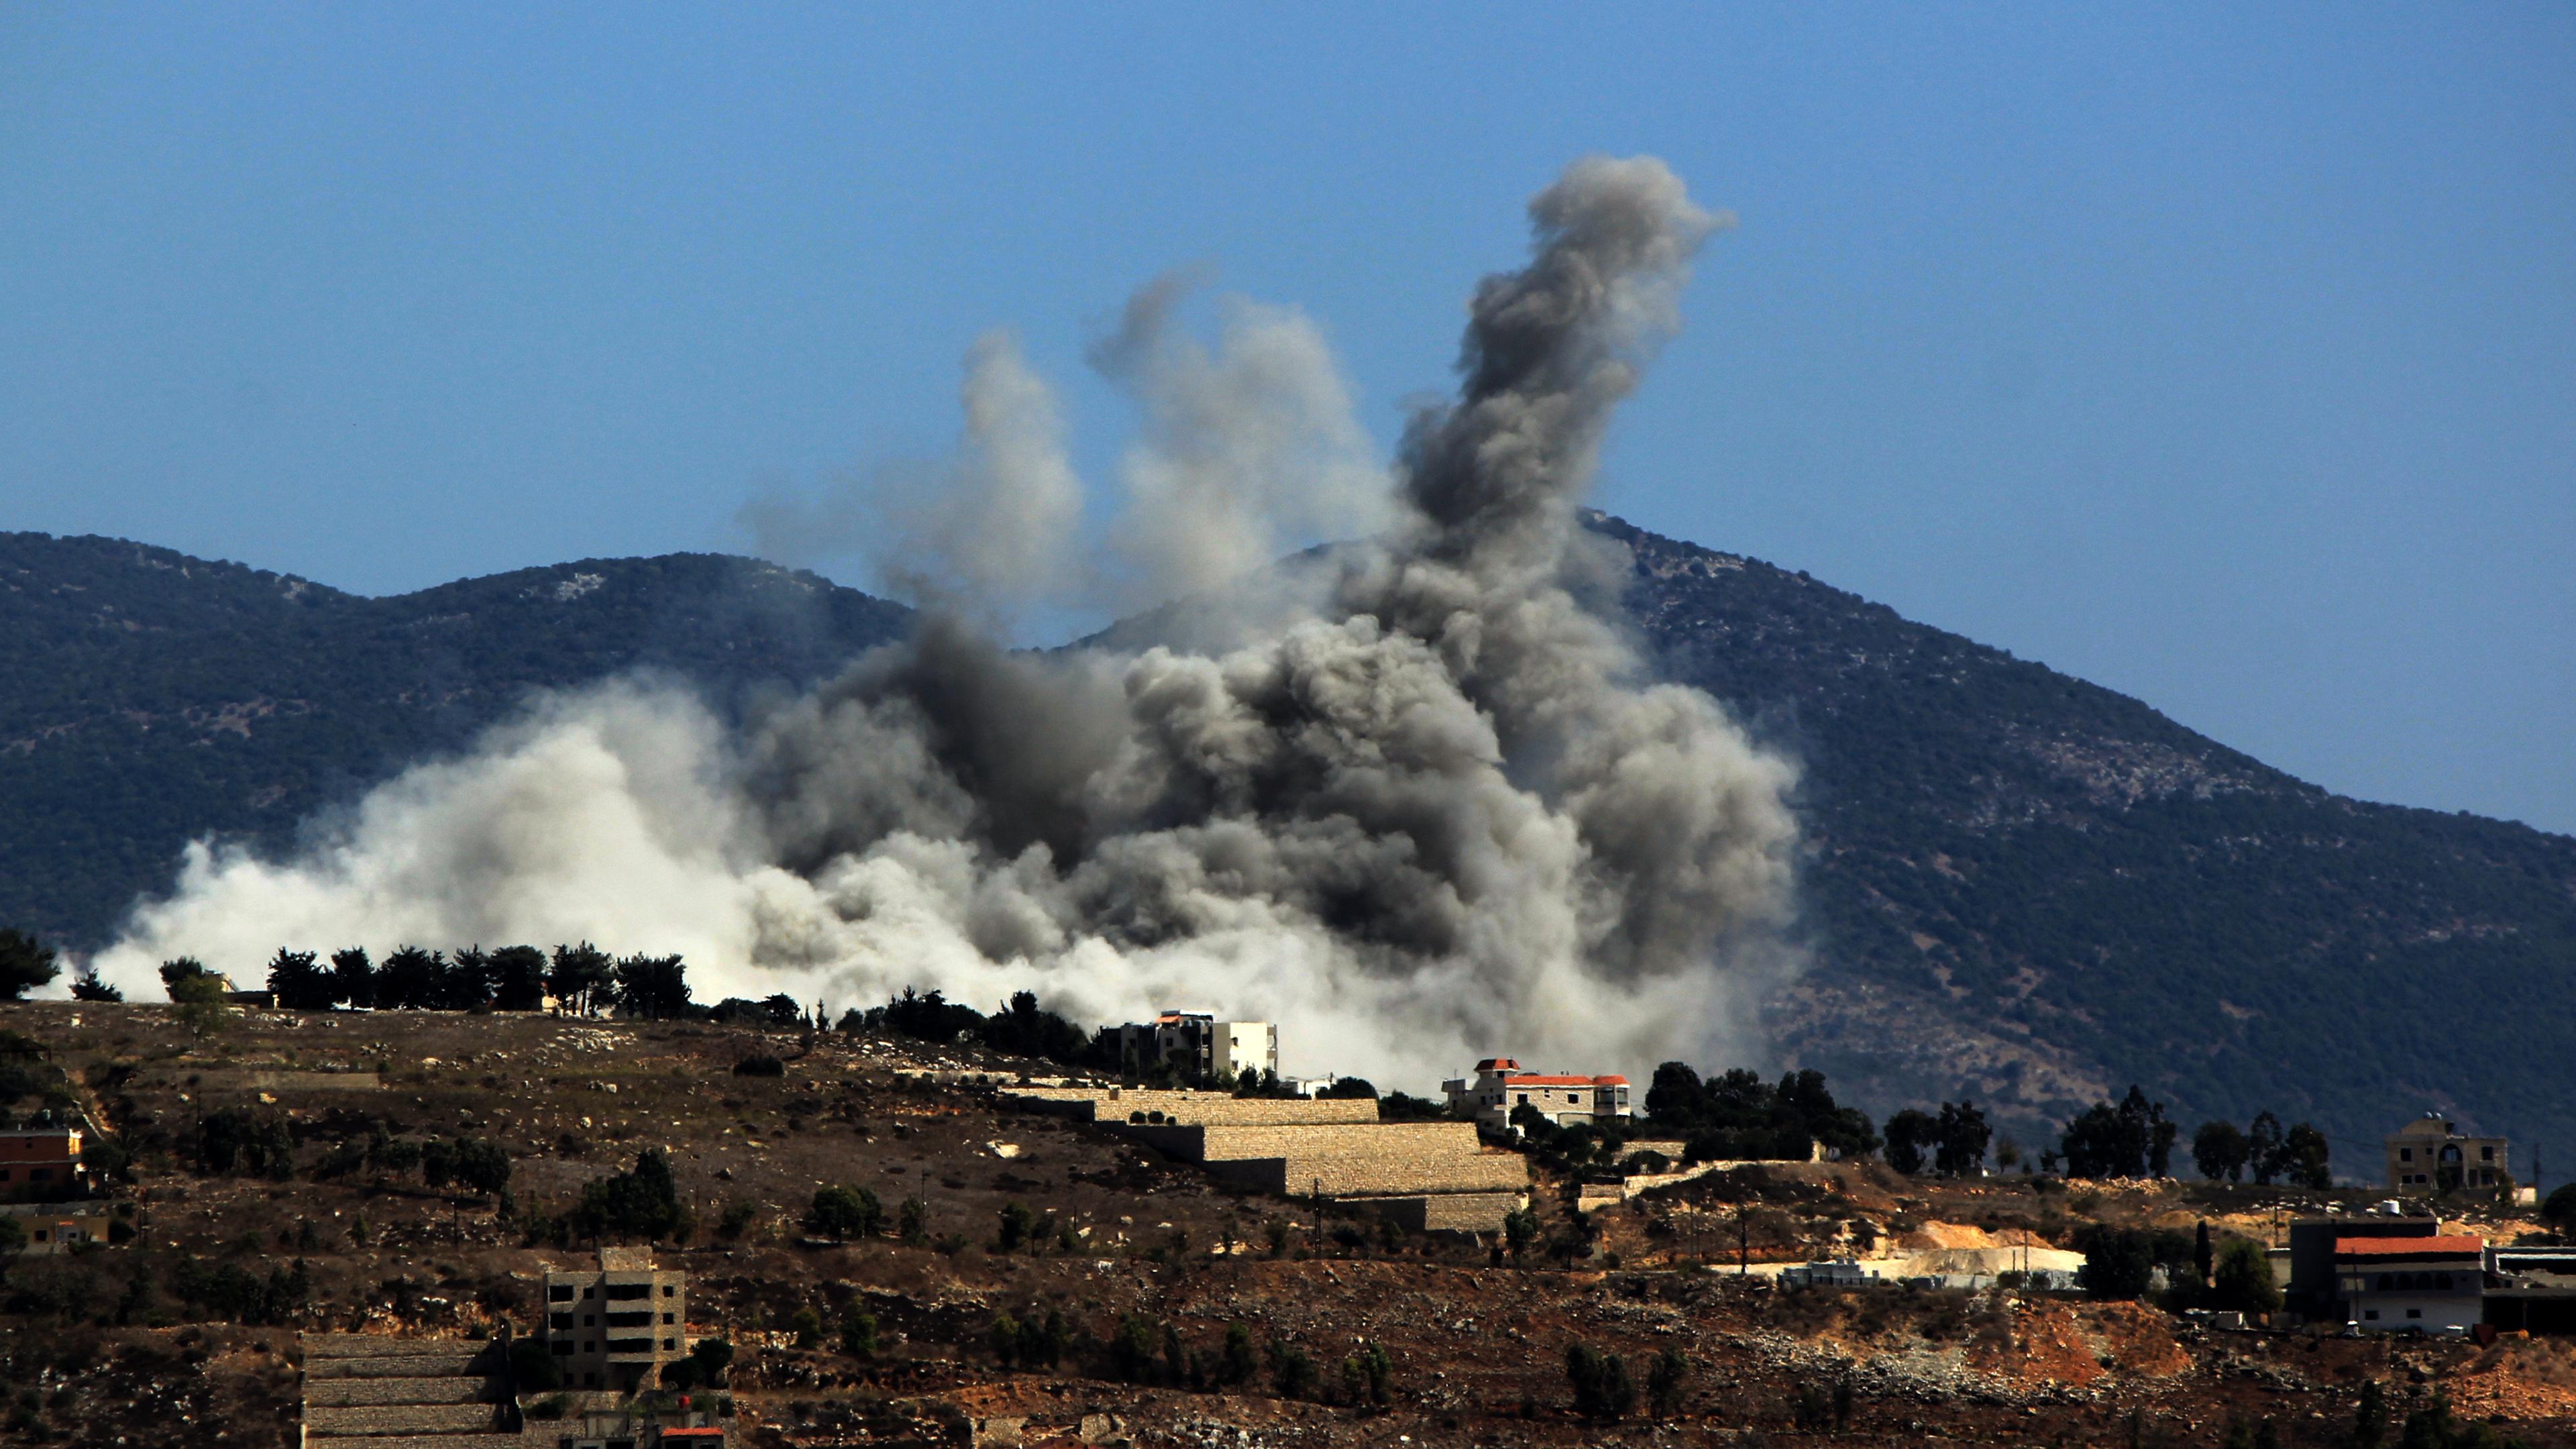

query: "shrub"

left=508, top=1336, right=560, bottom=1391
left=716, top=1201, right=760, bottom=1241
left=2210, top=1238, right=2282, bottom=1316
left=804, top=1185, right=883, bottom=1242
left=789, top=1307, right=823, bottom=1349
left=1646, top=1347, right=1689, bottom=1418
left=1566, top=1342, right=1634, bottom=1420
left=569, top=1148, right=686, bottom=1242
left=996, top=1201, right=1038, bottom=1252
left=840, top=1303, right=879, bottom=1359
left=732, top=1055, right=786, bottom=1078
left=1269, top=1336, right=1318, bottom=1399
left=898, top=1197, right=930, bottom=1246
left=1108, top=1314, right=1158, bottom=1383
left=1339, top=1342, right=1392, bottom=1409
left=1219, top=1323, right=1258, bottom=1386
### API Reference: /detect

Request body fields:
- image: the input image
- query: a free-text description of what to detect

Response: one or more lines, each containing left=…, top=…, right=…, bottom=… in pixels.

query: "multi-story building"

left=2385, top=1114, right=2512, bottom=1195
left=1441, top=1058, right=1632, bottom=1132
left=0, top=1128, right=85, bottom=1201
left=2332, top=1234, right=2487, bottom=1334
left=539, top=1248, right=688, bottom=1392
left=1114, top=1012, right=1278, bottom=1084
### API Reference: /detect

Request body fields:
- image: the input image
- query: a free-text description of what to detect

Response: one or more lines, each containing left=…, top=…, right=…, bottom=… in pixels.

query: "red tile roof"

left=2335, top=1236, right=2483, bottom=1257
left=1495, top=1074, right=1628, bottom=1087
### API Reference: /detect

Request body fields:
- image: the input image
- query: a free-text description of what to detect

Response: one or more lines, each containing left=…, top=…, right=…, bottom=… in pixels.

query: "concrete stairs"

left=299, top=1333, right=514, bottom=1449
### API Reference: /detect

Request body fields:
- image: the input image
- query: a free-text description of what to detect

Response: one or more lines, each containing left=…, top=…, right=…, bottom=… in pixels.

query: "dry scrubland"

left=0, top=1002, right=2569, bottom=1448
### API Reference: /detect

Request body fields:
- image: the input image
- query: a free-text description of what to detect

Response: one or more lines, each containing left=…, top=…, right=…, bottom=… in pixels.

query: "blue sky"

left=4, top=5, right=2571, bottom=834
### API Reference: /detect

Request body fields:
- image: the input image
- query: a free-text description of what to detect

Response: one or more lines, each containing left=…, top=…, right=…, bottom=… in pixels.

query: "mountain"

left=0, top=533, right=910, bottom=947
left=1593, top=513, right=2576, bottom=1167
left=5, top=522, right=2571, bottom=1168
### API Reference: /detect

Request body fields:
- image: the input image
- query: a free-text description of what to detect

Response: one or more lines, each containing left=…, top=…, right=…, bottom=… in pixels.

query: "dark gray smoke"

left=95, top=156, right=1799, bottom=1089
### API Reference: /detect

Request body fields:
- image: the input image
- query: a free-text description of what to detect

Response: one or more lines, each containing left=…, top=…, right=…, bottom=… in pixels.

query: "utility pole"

left=1737, top=1205, right=1750, bottom=1277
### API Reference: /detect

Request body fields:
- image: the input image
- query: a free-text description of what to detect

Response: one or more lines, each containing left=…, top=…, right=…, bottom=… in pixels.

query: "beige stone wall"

left=1213, top=1150, right=1528, bottom=1197
left=1128, top=1120, right=1481, bottom=1165
left=1005, top=1087, right=1379, bottom=1128
left=1358, top=1192, right=1523, bottom=1234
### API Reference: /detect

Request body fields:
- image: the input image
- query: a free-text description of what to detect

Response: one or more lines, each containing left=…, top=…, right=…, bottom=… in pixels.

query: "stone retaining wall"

left=307, top=1403, right=502, bottom=1435
left=1126, top=1120, right=1479, bottom=1164
left=1006, top=1087, right=1377, bottom=1128
left=306, top=1377, right=494, bottom=1407
left=1358, top=1192, right=1525, bottom=1234
left=1212, top=1151, right=1529, bottom=1197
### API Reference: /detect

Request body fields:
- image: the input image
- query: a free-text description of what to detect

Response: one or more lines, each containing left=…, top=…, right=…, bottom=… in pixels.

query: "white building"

left=1442, top=1058, right=1633, bottom=1132
left=1115, top=1011, right=1278, bottom=1084
left=2334, top=1234, right=2485, bottom=1334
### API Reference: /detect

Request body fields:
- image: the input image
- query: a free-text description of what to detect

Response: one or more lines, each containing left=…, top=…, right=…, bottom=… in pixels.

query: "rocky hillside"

left=5, top=521, right=2572, bottom=1163
left=0, top=533, right=909, bottom=946
left=1595, top=513, right=2576, bottom=1162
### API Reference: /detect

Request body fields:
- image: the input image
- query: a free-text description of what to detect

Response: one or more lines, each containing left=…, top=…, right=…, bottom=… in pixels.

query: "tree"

left=266, top=949, right=336, bottom=1010
left=977, top=990, right=1089, bottom=1063
left=489, top=946, right=547, bottom=1011
left=0, top=928, right=61, bottom=999
left=1220, top=1323, right=1258, bottom=1385
left=1646, top=1347, right=1690, bottom=1419
left=2541, top=1183, right=2576, bottom=1236
left=2195, top=1220, right=2215, bottom=1290
left=547, top=943, right=614, bottom=1016
left=2194, top=1121, right=2251, bottom=1182
left=68, top=967, right=121, bottom=1002
left=1316, top=1077, right=1379, bottom=1100
left=2278, top=1123, right=2332, bottom=1190
left=329, top=948, right=375, bottom=1009
left=611, top=953, right=692, bottom=1019
left=2246, top=1112, right=2285, bottom=1186
left=374, top=946, right=446, bottom=1010
left=2073, top=1225, right=2157, bottom=1299
left=570, top=1148, right=686, bottom=1242
left=1935, top=1101, right=1992, bottom=1176
left=1884, top=1109, right=1937, bottom=1175
left=840, top=1303, right=879, bottom=1358
left=1565, top=1342, right=1635, bottom=1420
left=1646, top=1061, right=1878, bottom=1161
left=162, top=957, right=234, bottom=1034
left=2210, top=1238, right=2283, bottom=1316
left=1503, top=1209, right=1540, bottom=1260
left=804, top=1185, right=883, bottom=1241
left=2061, top=1087, right=2173, bottom=1179
left=442, top=947, right=493, bottom=1010
left=452, top=1138, right=512, bottom=1195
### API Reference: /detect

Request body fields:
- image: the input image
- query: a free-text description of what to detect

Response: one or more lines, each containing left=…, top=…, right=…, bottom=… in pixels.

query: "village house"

left=0, top=1127, right=85, bottom=1200
left=2385, top=1113, right=2513, bottom=1195
left=1441, top=1058, right=1633, bottom=1132
left=541, top=1247, right=689, bottom=1392
left=2333, top=1233, right=2487, bottom=1334
left=1114, top=1012, right=1278, bottom=1084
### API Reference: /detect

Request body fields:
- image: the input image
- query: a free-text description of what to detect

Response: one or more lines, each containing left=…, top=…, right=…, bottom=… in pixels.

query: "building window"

left=2365, top=1310, right=2380, bottom=1321
left=551, top=1313, right=572, bottom=1330
left=549, top=1285, right=574, bottom=1301
left=552, top=1342, right=573, bottom=1357
left=663, top=1338, right=676, bottom=1350
left=663, top=1285, right=676, bottom=1297
left=2434, top=1273, right=2453, bottom=1291
left=28, top=1169, right=47, bottom=1182
left=2482, top=1146, right=2496, bottom=1161
left=2377, top=1273, right=2393, bottom=1291
left=2407, top=1309, right=2422, bottom=1320
left=0, top=1170, right=12, bottom=1182
left=2400, top=1147, right=2413, bottom=1162
left=663, top=1313, right=674, bottom=1325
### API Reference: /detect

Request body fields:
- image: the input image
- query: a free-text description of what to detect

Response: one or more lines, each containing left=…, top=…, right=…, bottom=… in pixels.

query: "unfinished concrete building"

left=539, top=1247, right=688, bottom=1393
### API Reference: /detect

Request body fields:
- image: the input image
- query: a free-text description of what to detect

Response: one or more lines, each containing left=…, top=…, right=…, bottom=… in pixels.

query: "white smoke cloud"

left=88, top=156, right=1800, bottom=1093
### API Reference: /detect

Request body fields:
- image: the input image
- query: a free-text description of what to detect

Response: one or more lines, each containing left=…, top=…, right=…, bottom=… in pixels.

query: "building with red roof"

left=1442, top=1059, right=1632, bottom=1132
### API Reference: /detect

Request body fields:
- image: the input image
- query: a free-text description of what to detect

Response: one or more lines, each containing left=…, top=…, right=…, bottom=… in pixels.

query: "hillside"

left=1592, top=514, right=2576, bottom=1163
left=4, top=522, right=2573, bottom=1165
left=0, top=533, right=911, bottom=945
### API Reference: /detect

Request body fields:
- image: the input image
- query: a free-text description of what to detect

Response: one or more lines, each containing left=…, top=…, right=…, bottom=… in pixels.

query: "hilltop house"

left=1114, top=1012, right=1278, bottom=1085
left=1442, top=1059, right=1632, bottom=1132
left=2385, top=1114, right=2513, bottom=1195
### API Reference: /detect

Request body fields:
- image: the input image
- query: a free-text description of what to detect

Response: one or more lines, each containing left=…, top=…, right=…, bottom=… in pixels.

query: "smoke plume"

left=91, top=156, right=1800, bottom=1090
